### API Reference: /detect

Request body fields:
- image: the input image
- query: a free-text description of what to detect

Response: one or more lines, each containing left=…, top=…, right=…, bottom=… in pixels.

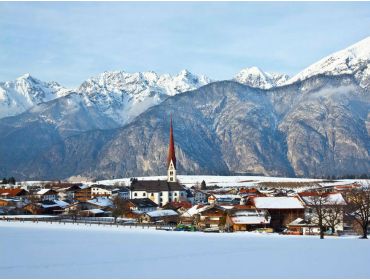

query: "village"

left=1, top=117, right=369, bottom=238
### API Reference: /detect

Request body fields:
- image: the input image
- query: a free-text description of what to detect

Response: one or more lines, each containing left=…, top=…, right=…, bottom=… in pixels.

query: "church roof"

left=130, top=180, right=184, bottom=192
left=167, top=115, right=176, bottom=169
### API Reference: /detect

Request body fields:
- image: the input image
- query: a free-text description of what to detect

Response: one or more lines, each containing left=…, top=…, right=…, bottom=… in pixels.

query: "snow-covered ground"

left=97, top=175, right=356, bottom=188
left=1, top=221, right=369, bottom=278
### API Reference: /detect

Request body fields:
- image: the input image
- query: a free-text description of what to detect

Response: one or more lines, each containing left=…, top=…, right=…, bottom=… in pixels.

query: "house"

left=112, top=187, right=130, bottom=200
left=208, top=194, right=242, bottom=205
left=140, top=209, right=179, bottom=224
left=36, top=189, right=58, bottom=201
left=86, top=197, right=113, bottom=209
left=250, top=196, right=305, bottom=232
left=196, top=204, right=228, bottom=231
left=193, top=189, right=209, bottom=204
left=123, top=198, right=158, bottom=213
left=226, top=206, right=271, bottom=232
left=179, top=205, right=208, bottom=225
left=59, top=184, right=82, bottom=201
left=162, top=201, right=192, bottom=214
left=287, top=218, right=320, bottom=235
left=74, top=186, right=92, bottom=202
left=23, top=200, right=64, bottom=215
left=0, top=188, right=28, bottom=199
left=299, top=192, right=347, bottom=233
left=90, top=184, right=113, bottom=198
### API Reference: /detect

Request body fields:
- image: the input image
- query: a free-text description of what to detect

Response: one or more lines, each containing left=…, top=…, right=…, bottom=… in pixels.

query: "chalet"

left=299, top=192, right=347, bottom=233
left=208, top=194, right=241, bottom=205
left=60, top=184, right=82, bottom=201
left=162, top=201, right=192, bottom=214
left=196, top=204, right=228, bottom=231
left=287, top=218, right=320, bottom=235
left=123, top=198, right=158, bottom=213
left=74, top=186, right=92, bottom=202
left=0, top=188, right=28, bottom=199
left=86, top=197, right=113, bottom=210
left=91, top=184, right=113, bottom=198
left=112, top=187, right=130, bottom=199
left=193, top=189, right=208, bottom=204
left=251, top=196, right=305, bottom=232
left=36, top=189, right=58, bottom=201
left=140, top=209, right=179, bottom=224
left=226, top=206, right=271, bottom=232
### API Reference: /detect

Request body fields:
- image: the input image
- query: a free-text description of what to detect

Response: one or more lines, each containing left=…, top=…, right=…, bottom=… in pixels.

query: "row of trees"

left=1, top=177, right=16, bottom=185
left=310, top=186, right=370, bottom=239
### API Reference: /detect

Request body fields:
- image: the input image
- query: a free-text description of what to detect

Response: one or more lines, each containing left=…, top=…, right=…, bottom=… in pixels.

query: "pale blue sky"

left=1, top=1, right=370, bottom=87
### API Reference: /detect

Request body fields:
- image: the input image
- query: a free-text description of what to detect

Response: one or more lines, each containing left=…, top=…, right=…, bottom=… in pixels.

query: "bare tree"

left=347, top=184, right=370, bottom=239
left=111, top=196, right=126, bottom=224
left=305, top=191, right=330, bottom=239
left=323, top=202, right=344, bottom=234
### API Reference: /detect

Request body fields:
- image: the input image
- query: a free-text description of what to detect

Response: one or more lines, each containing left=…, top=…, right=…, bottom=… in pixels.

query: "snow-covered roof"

left=53, top=200, right=70, bottom=208
left=231, top=215, right=269, bottom=225
left=181, top=205, right=207, bottom=217
left=300, top=193, right=346, bottom=206
left=37, top=189, right=52, bottom=195
left=252, top=197, right=304, bottom=209
left=82, top=209, right=105, bottom=214
left=146, top=209, right=178, bottom=218
left=230, top=209, right=270, bottom=224
left=288, top=218, right=316, bottom=227
left=87, top=197, right=113, bottom=207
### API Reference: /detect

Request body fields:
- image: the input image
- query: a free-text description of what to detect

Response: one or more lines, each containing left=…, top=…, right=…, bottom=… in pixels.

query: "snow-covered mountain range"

left=2, top=36, right=369, bottom=123
left=0, top=74, right=71, bottom=119
left=0, top=37, right=369, bottom=180
left=287, top=36, right=370, bottom=88
left=76, top=69, right=211, bottom=125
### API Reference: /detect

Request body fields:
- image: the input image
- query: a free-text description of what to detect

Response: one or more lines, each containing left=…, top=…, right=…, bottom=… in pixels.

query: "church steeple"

left=167, top=114, right=177, bottom=182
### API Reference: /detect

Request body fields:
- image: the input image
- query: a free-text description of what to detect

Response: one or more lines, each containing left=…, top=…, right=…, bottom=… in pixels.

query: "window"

left=160, top=192, right=163, bottom=196
left=170, top=171, right=173, bottom=175
left=151, top=193, right=154, bottom=196
left=143, top=193, right=146, bottom=196
left=134, top=193, right=137, bottom=197
left=170, top=177, right=173, bottom=181
left=174, top=193, right=177, bottom=196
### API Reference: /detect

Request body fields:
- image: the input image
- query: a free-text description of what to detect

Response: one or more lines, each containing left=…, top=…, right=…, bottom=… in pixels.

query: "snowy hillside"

left=0, top=74, right=70, bottom=119
left=287, top=36, right=370, bottom=88
left=234, top=67, right=289, bottom=89
left=77, top=69, right=211, bottom=124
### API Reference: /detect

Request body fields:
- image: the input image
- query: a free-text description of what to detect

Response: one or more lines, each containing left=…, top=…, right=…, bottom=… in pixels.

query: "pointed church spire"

left=167, top=114, right=176, bottom=169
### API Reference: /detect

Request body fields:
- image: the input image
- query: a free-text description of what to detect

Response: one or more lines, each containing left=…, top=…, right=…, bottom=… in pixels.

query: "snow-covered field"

left=1, top=222, right=369, bottom=279
left=97, top=175, right=357, bottom=188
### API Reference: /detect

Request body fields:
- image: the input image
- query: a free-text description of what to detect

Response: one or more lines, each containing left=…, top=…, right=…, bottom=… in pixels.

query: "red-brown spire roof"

left=167, top=115, right=176, bottom=169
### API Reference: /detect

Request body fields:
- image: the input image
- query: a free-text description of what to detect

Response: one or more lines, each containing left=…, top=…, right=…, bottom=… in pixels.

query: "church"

left=129, top=116, right=188, bottom=207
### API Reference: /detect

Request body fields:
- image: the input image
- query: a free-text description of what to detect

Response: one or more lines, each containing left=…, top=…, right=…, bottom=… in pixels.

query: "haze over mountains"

left=0, top=37, right=369, bottom=180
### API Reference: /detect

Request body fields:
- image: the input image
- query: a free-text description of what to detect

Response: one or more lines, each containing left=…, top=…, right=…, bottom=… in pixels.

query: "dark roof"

left=0, top=188, right=28, bottom=197
left=127, top=198, right=158, bottom=208
left=130, top=180, right=184, bottom=192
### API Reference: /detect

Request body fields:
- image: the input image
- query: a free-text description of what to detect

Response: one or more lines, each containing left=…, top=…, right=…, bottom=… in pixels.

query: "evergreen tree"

left=8, top=177, right=16, bottom=185
left=200, top=180, right=206, bottom=190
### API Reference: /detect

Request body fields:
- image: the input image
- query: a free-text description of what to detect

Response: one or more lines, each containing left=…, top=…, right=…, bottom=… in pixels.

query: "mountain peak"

left=287, top=36, right=370, bottom=87
left=234, top=67, right=289, bottom=89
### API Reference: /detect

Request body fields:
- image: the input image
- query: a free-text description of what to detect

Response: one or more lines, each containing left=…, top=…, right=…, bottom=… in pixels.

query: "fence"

left=0, top=215, right=176, bottom=230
